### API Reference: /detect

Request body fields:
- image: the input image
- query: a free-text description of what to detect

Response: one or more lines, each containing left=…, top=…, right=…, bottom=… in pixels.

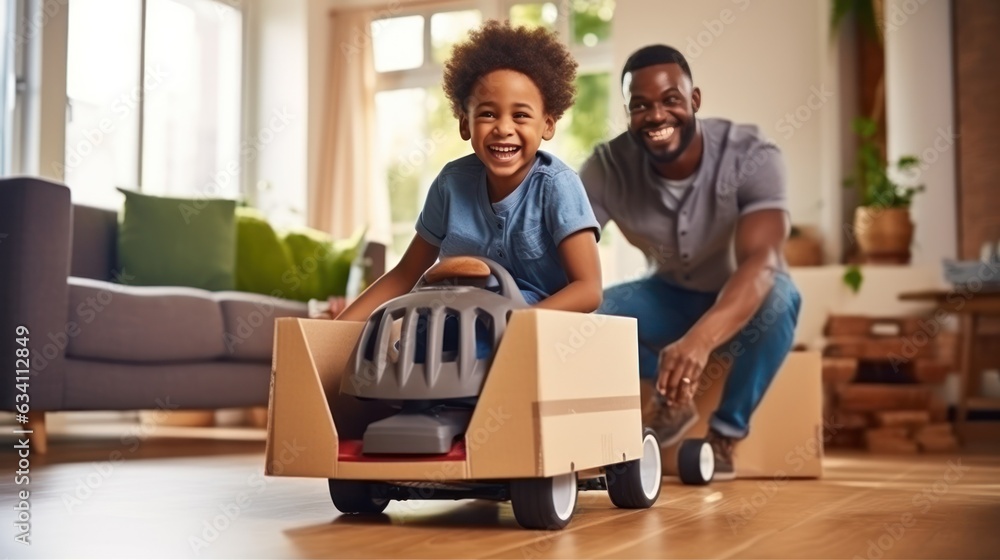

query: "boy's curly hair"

left=443, top=20, right=577, bottom=121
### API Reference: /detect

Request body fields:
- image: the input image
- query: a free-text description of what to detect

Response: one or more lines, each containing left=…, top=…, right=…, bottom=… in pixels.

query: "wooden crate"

left=837, top=384, right=934, bottom=412
left=823, top=357, right=858, bottom=384
left=928, top=396, right=950, bottom=423
left=873, top=409, right=931, bottom=427
left=825, top=315, right=926, bottom=338
left=867, top=436, right=920, bottom=453
left=824, top=337, right=936, bottom=360
left=828, top=410, right=870, bottom=430
left=827, top=428, right=865, bottom=448
left=822, top=313, right=959, bottom=454
left=915, top=426, right=959, bottom=452
left=912, top=360, right=952, bottom=383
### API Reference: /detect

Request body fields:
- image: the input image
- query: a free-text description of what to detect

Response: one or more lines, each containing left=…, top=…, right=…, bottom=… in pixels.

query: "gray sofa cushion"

left=214, top=291, right=309, bottom=361
left=64, top=358, right=271, bottom=409
left=66, top=277, right=226, bottom=362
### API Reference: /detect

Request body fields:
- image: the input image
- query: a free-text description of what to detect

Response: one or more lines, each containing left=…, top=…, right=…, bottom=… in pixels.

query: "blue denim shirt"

left=416, top=151, right=600, bottom=300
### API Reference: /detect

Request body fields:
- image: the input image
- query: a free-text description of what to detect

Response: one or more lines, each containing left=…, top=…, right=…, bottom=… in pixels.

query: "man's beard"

left=629, top=119, right=697, bottom=164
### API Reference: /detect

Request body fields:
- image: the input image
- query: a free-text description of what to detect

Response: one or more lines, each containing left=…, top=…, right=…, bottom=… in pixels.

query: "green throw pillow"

left=233, top=207, right=367, bottom=302
left=116, top=188, right=237, bottom=291
left=234, top=207, right=295, bottom=297
left=280, top=226, right=366, bottom=301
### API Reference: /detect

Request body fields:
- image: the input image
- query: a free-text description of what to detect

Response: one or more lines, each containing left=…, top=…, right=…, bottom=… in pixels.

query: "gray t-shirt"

left=579, top=117, right=788, bottom=293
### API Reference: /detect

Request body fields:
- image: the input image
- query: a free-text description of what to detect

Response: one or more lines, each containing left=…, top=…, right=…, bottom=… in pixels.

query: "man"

left=579, top=45, right=801, bottom=480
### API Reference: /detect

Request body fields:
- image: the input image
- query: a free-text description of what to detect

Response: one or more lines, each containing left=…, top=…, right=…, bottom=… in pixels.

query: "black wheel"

left=509, top=472, right=578, bottom=530
left=328, top=479, right=390, bottom=514
left=606, top=427, right=663, bottom=508
left=678, top=438, right=715, bottom=485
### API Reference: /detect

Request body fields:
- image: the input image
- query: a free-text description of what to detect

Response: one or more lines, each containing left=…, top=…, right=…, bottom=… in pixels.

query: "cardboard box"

left=265, top=310, right=645, bottom=482
left=654, top=351, right=824, bottom=479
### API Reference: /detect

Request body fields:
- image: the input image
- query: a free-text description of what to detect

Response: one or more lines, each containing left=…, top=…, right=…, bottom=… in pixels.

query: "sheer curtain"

left=310, top=9, right=391, bottom=245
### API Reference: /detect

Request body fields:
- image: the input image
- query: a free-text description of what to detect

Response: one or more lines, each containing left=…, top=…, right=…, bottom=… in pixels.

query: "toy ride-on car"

left=265, top=256, right=663, bottom=530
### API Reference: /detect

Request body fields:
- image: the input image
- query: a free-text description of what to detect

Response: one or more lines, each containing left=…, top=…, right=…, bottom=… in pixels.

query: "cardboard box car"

left=264, top=310, right=648, bottom=482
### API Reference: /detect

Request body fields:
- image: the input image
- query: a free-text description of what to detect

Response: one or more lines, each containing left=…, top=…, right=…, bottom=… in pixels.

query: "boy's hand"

left=656, top=334, right=712, bottom=405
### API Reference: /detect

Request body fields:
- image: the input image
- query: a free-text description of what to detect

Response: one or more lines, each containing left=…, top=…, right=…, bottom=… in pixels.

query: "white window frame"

left=6, top=0, right=247, bottom=196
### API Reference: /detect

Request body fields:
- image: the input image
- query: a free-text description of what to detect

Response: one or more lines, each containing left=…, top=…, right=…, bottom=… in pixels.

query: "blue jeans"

left=598, top=273, right=801, bottom=439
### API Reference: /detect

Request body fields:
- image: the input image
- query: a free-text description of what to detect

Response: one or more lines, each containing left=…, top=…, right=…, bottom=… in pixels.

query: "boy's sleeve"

left=415, top=175, right=446, bottom=246
left=545, top=170, right=602, bottom=246
left=736, top=142, right=789, bottom=216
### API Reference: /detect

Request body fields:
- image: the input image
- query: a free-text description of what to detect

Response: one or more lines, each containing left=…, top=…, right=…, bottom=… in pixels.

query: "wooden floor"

left=2, top=426, right=1000, bottom=559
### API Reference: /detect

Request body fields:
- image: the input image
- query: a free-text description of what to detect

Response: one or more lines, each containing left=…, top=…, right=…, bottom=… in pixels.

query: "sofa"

left=0, top=176, right=384, bottom=451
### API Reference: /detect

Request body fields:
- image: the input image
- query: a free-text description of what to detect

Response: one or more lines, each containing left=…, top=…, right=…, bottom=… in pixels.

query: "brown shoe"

left=707, top=429, right=736, bottom=481
left=646, top=392, right=698, bottom=448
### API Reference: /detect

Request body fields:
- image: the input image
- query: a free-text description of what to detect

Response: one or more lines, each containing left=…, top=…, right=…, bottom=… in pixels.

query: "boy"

left=338, top=21, right=602, bottom=322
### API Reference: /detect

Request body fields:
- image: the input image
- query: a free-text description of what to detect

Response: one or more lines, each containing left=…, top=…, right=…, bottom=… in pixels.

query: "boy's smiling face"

left=460, top=69, right=555, bottom=196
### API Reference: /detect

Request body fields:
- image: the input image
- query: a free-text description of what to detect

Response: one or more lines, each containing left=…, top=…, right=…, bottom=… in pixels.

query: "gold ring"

left=681, top=377, right=691, bottom=384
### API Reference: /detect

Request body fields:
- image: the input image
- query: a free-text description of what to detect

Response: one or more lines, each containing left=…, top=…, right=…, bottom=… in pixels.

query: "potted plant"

left=845, top=116, right=924, bottom=264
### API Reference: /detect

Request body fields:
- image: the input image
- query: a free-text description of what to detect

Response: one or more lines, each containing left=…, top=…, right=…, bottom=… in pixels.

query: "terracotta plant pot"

left=854, top=206, right=914, bottom=264
left=784, top=225, right=824, bottom=266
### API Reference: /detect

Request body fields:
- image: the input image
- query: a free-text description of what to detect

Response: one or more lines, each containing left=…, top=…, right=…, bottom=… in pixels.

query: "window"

left=371, top=1, right=616, bottom=263
left=65, top=0, right=243, bottom=207
left=0, top=0, right=18, bottom=176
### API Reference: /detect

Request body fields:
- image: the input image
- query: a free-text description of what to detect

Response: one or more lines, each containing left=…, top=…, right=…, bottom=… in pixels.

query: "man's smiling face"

left=623, top=63, right=701, bottom=164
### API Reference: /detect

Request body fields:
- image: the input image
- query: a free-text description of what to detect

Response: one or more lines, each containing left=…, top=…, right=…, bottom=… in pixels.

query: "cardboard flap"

left=266, top=319, right=363, bottom=477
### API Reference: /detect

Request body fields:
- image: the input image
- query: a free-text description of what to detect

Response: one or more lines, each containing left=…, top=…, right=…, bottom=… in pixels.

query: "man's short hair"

left=620, top=45, right=692, bottom=85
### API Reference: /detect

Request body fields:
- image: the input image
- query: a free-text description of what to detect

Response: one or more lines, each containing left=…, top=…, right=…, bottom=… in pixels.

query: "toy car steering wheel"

left=414, top=256, right=525, bottom=305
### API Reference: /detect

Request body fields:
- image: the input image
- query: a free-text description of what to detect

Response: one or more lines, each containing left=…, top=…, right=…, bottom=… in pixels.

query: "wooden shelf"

left=966, top=397, right=1000, bottom=411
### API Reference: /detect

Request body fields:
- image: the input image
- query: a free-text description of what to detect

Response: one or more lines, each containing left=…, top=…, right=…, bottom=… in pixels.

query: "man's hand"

left=657, top=334, right=713, bottom=405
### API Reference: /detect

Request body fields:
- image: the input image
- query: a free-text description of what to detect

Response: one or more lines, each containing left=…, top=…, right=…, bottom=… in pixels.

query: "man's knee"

left=759, top=276, right=800, bottom=324
left=597, top=282, right=639, bottom=316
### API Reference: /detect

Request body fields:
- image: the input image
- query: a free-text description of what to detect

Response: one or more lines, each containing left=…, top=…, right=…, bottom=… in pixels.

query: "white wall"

left=884, top=0, right=957, bottom=266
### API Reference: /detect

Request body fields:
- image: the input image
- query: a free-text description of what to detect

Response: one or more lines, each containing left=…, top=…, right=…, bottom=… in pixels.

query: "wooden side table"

left=899, top=289, right=1000, bottom=442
